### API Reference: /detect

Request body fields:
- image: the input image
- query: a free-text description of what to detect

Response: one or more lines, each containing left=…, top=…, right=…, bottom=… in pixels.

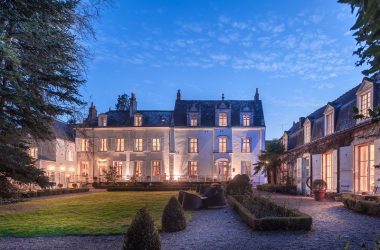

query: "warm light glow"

left=66, top=174, right=70, bottom=177
left=60, top=166, right=66, bottom=171
left=48, top=166, right=55, bottom=170
left=69, top=167, right=75, bottom=172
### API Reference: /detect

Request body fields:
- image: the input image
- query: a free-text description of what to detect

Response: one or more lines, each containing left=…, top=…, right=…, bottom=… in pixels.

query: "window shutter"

left=75, top=138, right=80, bottom=152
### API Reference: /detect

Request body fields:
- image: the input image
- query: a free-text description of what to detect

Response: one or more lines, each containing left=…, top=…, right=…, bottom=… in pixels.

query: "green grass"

left=0, top=191, right=191, bottom=237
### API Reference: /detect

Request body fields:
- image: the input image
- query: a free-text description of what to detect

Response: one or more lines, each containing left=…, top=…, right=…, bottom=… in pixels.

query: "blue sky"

left=83, top=0, right=363, bottom=139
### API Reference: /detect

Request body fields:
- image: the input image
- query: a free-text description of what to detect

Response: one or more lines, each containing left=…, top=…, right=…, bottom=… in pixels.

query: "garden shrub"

left=342, top=196, right=380, bottom=217
left=124, top=207, right=161, bottom=250
left=228, top=195, right=312, bottom=231
left=161, top=196, right=186, bottom=232
left=256, top=184, right=297, bottom=195
left=226, top=174, right=252, bottom=195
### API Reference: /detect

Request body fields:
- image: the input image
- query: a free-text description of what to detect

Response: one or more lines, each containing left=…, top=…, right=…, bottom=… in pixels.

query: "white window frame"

left=189, top=138, right=198, bottom=153
left=322, top=152, right=333, bottom=191
left=242, top=115, right=250, bottom=127
left=80, top=138, right=89, bottom=152
left=241, top=138, right=251, bottom=153
left=152, top=138, right=161, bottom=152
left=134, top=138, right=143, bottom=152
left=218, top=137, right=228, bottom=153
left=152, top=160, right=161, bottom=176
left=325, top=111, right=334, bottom=136
left=116, top=138, right=125, bottom=152
left=355, top=143, right=375, bottom=193
left=360, top=91, right=372, bottom=118
left=99, top=138, right=107, bottom=152
left=188, top=161, right=198, bottom=177
left=219, top=112, right=228, bottom=127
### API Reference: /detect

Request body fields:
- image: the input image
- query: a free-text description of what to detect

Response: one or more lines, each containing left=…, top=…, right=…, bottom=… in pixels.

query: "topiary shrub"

left=124, top=207, right=161, bottom=250
left=162, top=196, right=186, bottom=232
left=226, top=174, right=252, bottom=195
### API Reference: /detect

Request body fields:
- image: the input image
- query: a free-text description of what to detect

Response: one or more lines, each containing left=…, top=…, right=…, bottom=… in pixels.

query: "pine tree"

left=115, top=93, right=130, bottom=111
left=161, top=196, right=186, bottom=232
left=0, top=0, right=100, bottom=196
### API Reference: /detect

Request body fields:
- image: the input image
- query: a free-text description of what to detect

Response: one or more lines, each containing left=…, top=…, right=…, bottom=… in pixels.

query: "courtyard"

left=0, top=192, right=379, bottom=249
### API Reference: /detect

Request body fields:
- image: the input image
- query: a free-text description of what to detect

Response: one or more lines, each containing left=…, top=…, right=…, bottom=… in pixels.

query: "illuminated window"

left=134, top=161, right=143, bottom=177
left=152, top=160, right=161, bottom=176
left=100, top=116, right=107, bottom=127
left=98, top=160, right=107, bottom=176
left=80, top=138, right=89, bottom=152
left=134, top=138, right=143, bottom=152
left=113, top=161, right=123, bottom=176
left=190, top=118, right=198, bottom=127
left=47, top=171, right=55, bottom=182
left=116, top=138, right=125, bottom=152
left=188, top=161, right=198, bottom=176
left=219, top=137, right=227, bottom=153
left=80, top=161, right=89, bottom=177
left=66, top=149, right=74, bottom=161
left=360, top=92, right=371, bottom=117
left=355, top=143, right=375, bottom=193
left=99, top=138, right=107, bottom=152
left=243, top=115, right=250, bottom=126
left=28, top=147, right=38, bottom=159
left=134, top=115, right=142, bottom=126
left=152, top=138, right=161, bottom=151
left=189, top=138, right=198, bottom=153
left=325, top=113, right=333, bottom=135
left=241, top=161, right=251, bottom=175
left=219, top=112, right=227, bottom=126
left=322, top=152, right=333, bottom=190
left=241, top=138, right=251, bottom=153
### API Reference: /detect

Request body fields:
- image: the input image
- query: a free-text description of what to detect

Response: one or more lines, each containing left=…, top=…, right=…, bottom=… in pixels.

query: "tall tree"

left=115, top=93, right=130, bottom=111
left=338, top=0, right=380, bottom=76
left=253, top=140, right=284, bottom=184
left=0, top=0, right=100, bottom=195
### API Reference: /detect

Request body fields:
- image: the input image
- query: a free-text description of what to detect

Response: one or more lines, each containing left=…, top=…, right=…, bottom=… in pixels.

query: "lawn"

left=0, top=191, right=191, bottom=237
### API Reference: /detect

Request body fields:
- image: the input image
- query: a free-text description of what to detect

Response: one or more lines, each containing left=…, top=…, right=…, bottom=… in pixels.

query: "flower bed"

left=227, top=195, right=312, bottom=230
left=256, top=184, right=297, bottom=195
left=21, top=188, right=90, bottom=198
left=342, top=195, right=380, bottom=216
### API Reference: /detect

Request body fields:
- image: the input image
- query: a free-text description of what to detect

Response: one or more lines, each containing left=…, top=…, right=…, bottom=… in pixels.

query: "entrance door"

left=218, top=161, right=229, bottom=181
left=355, top=143, right=375, bottom=193
left=302, top=156, right=311, bottom=195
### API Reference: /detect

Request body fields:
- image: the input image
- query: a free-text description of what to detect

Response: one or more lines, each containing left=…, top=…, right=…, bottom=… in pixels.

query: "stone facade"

left=76, top=89, right=267, bottom=184
left=281, top=76, right=380, bottom=194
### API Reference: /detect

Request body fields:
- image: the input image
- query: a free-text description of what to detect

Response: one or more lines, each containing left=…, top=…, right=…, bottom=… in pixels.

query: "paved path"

left=1, top=193, right=379, bottom=250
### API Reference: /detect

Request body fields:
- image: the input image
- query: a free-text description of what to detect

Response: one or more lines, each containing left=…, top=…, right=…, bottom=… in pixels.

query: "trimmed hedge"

left=256, top=184, right=297, bottom=195
left=226, top=174, right=252, bottom=195
left=227, top=195, right=312, bottom=231
left=107, top=186, right=192, bottom=192
left=342, top=196, right=380, bottom=216
left=21, top=188, right=90, bottom=198
left=162, top=196, right=186, bottom=232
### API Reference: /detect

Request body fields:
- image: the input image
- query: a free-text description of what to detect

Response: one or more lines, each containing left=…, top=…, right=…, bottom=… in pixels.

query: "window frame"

left=241, top=138, right=251, bottom=153
left=218, top=137, right=228, bottom=153
left=188, top=138, right=198, bottom=153
left=134, top=138, right=143, bottom=152
left=116, top=138, right=125, bottom=152
left=134, top=114, right=143, bottom=126
left=99, top=138, right=108, bottom=152
left=242, top=115, right=250, bottom=127
left=152, top=138, right=161, bottom=152
left=188, top=161, right=198, bottom=177
left=219, top=112, right=228, bottom=127
left=152, top=160, right=161, bottom=176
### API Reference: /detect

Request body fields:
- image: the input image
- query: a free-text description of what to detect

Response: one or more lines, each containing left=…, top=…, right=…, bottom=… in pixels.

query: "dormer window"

left=219, top=112, right=228, bottom=127
left=29, top=147, right=38, bottom=159
left=134, top=114, right=142, bottom=126
left=325, top=112, right=333, bottom=135
left=304, top=119, right=311, bottom=144
left=243, top=115, right=250, bottom=126
left=190, top=118, right=198, bottom=127
left=360, top=91, right=371, bottom=117
left=98, top=114, right=107, bottom=127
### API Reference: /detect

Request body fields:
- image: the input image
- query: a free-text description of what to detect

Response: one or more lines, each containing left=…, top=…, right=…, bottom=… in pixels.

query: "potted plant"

left=312, top=179, right=327, bottom=201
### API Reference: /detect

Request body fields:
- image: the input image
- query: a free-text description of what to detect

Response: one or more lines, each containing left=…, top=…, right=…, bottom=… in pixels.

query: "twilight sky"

left=83, top=0, right=364, bottom=139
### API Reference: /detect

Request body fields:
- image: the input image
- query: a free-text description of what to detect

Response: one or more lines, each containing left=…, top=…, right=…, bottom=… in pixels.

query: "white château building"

left=75, top=89, right=267, bottom=184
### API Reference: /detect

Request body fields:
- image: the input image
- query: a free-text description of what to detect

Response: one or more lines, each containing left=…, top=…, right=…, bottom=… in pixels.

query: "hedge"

left=342, top=196, right=380, bottom=217
left=256, top=184, right=297, bottom=195
left=21, top=188, right=90, bottom=198
left=227, top=195, right=312, bottom=231
left=107, top=186, right=193, bottom=192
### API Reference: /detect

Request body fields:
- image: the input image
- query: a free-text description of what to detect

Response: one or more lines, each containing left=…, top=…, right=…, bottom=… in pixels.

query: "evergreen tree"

left=115, top=93, right=130, bottom=111
left=0, top=0, right=100, bottom=196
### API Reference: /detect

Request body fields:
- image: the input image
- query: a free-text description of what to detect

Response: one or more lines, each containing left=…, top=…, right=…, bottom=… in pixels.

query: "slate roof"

left=173, top=99, right=265, bottom=127
left=285, top=78, right=379, bottom=151
left=86, top=110, right=173, bottom=127
left=50, top=120, right=75, bottom=141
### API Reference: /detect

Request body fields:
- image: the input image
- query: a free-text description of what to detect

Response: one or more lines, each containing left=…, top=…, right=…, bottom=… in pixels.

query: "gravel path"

left=1, top=193, right=380, bottom=250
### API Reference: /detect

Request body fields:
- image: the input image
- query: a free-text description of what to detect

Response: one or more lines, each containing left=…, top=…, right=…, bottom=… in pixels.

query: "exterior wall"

left=37, top=138, right=77, bottom=188
left=173, top=128, right=214, bottom=180
left=76, top=127, right=170, bottom=182
left=339, top=146, right=354, bottom=193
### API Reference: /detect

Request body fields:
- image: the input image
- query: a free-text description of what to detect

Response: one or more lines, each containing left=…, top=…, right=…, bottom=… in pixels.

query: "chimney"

left=87, top=102, right=97, bottom=121
left=254, top=88, right=259, bottom=101
left=176, top=89, right=181, bottom=101
left=222, top=93, right=225, bottom=101
left=129, top=92, right=137, bottom=117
